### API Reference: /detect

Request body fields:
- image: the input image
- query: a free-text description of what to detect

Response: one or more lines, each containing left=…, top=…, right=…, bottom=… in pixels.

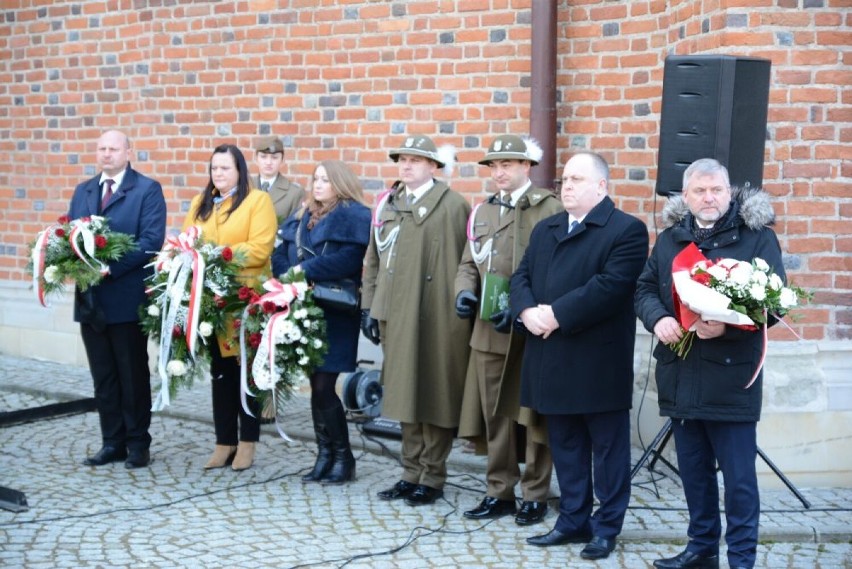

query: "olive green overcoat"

left=455, top=186, right=563, bottom=446
left=362, top=180, right=472, bottom=428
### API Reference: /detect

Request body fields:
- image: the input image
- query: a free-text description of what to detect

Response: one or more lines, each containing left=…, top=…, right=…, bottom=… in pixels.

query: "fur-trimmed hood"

left=661, top=186, right=776, bottom=230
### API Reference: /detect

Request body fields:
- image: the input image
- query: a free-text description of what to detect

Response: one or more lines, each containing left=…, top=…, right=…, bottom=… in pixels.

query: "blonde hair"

left=298, top=160, right=366, bottom=226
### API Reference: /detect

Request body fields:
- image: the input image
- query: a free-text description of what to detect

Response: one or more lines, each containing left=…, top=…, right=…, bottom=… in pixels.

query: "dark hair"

left=194, top=144, right=251, bottom=222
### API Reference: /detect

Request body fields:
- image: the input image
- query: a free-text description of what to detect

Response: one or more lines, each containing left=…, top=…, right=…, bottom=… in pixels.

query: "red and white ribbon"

left=68, top=218, right=110, bottom=276
left=31, top=224, right=60, bottom=307
left=152, top=226, right=206, bottom=411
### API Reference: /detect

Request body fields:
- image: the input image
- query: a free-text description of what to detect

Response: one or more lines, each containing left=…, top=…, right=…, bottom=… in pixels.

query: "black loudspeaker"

left=655, top=55, right=771, bottom=196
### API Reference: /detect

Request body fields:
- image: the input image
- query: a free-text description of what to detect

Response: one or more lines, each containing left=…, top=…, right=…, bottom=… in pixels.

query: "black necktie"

left=101, top=179, right=114, bottom=211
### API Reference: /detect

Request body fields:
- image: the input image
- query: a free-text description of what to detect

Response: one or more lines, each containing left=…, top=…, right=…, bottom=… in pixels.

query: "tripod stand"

left=631, top=419, right=812, bottom=509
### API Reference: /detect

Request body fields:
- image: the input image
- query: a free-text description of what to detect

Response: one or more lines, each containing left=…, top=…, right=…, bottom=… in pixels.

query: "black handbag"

left=296, top=216, right=361, bottom=314
left=312, top=279, right=360, bottom=313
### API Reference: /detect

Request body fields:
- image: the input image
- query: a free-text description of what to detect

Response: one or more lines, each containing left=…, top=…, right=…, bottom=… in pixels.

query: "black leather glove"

left=360, top=309, right=381, bottom=345
left=489, top=308, right=512, bottom=333
left=455, top=290, right=478, bottom=319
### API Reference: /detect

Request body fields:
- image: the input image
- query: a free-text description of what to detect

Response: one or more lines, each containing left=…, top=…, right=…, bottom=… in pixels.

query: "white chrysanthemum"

left=779, top=288, right=798, bottom=309
left=728, top=264, right=753, bottom=287
left=753, top=258, right=769, bottom=272
left=198, top=322, right=213, bottom=337
left=303, top=319, right=311, bottom=328
left=44, top=265, right=60, bottom=283
left=768, top=273, right=783, bottom=291
left=147, top=304, right=160, bottom=317
left=313, top=338, right=323, bottom=349
left=299, top=335, right=308, bottom=344
left=293, top=308, right=308, bottom=320
left=298, top=356, right=309, bottom=366
left=166, top=360, right=187, bottom=377
left=253, top=368, right=275, bottom=390
left=751, top=270, right=768, bottom=286
left=296, top=347, right=304, bottom=355
left=749, top=283, right=767, bottom=302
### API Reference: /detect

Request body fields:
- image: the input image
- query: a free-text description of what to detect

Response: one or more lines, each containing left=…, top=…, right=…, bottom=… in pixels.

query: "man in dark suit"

left=511, top=152, right=648, bottom=560
left=69, top=130, right=167, bottom=469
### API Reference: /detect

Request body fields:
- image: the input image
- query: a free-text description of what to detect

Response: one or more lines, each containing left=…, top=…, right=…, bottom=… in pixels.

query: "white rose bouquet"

left=669, top=243, right=811, bottom=385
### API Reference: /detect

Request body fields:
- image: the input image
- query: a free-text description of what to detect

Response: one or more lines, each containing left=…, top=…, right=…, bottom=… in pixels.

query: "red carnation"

left=57, top=215, right=70, bottom=224
left=221, top=247, right=233, bottom=262
left=94, top=235, right=107, bottom=249
left=55, top=228, right=66, bottom=237
left=248, top=305, right=258, bottom=316
left=262, top=301, right=277, bottom=314
left=172, top=325, right=182, bottom=338
left=249, top=332, right=262, bottom=349
left=238, top=287, right=252, bottom=300
left=232, top=318, right=241, bottom=329
left=214, top=295, right=226, bottom=308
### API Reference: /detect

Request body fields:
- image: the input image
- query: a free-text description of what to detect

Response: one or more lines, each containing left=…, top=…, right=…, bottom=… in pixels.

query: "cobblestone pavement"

left=1, top=355, right=850, bottom=568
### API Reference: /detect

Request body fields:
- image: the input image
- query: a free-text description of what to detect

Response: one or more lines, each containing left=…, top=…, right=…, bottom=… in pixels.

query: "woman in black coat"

left=272, top=160, right=371, bottom=485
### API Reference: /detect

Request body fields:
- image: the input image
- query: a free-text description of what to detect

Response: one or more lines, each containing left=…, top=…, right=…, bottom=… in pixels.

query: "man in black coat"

left=635, top=159, right=785, bottom=569
left=511, top=152, right=649, bottom=560
left=69, top=130, right=167, bottom=469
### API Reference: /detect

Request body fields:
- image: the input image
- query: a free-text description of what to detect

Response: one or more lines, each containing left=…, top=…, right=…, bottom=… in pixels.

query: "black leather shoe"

left=580, top=536, right=616, bottom=560
left=526, top=527, right=592, bottom=547
left=514, top=500, right=548, bottom=526
left=463, top=496, right=516, bottom=519
left=82, top=446, right=127, bottom=466
left=653, top=549, right=720, bottom=569
left=125, top=449, right=150, bottom=469
left=404, top=484, right=443, bottom=506
left=377, top=480, right=417, bottom=501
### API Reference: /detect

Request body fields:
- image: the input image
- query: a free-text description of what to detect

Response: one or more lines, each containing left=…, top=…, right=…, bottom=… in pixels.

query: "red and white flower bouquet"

left=140, top=226, right=244, bottom=410
left=670, top=243, right=810, bottom=386
left=238, top=268, right=327, bottom=439
left=28, top=214, right=136, bottom=305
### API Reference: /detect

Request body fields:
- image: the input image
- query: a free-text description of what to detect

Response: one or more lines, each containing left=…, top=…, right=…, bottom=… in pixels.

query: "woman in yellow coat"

left=182, top=144, right=277, bottom=471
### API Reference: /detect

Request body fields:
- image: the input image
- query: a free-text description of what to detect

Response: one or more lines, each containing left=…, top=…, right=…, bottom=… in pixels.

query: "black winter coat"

left=511, top=197, right=649, bottom=415
left=634, top=188, right=785, bottom=422
left=272, top=201, right=371, bottom=373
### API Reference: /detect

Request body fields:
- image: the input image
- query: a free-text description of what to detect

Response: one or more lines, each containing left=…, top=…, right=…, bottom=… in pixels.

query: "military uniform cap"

left=479, top=134, right=542, bottom=166
left=254, top=136, right=284, bottom=155
left=389, top=135, right=447, bottom=168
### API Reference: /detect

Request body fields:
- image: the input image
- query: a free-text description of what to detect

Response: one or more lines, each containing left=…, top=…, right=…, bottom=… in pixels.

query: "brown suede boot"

left=231, top=441, right=256, bottom=471
left=204, top=445, right=237, bottom=469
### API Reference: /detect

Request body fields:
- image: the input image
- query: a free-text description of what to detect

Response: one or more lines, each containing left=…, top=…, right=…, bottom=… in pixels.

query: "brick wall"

left=0, top=0, right=848, bottom=340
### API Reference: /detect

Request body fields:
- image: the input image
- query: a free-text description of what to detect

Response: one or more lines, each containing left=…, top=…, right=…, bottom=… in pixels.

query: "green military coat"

left=362, top=180, right=472, bottom=428
left=256, top=174, right=304, bottom=222
left=455, top=186, right=562, bottom=445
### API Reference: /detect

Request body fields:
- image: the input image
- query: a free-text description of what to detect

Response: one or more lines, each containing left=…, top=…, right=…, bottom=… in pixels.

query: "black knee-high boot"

left=301, top=401, right=333, bottom=482
left=320, top=402, right=355, bottom=485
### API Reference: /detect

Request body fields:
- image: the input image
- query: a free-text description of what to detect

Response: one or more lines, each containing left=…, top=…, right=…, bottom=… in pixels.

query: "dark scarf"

left=689, top=203, right=737, bottom=243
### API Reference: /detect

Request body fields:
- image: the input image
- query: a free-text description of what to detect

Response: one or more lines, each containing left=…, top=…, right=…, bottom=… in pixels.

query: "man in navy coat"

left=68, top=130, right=167, bottom=469
left=511, top=152, right=648, bottom=559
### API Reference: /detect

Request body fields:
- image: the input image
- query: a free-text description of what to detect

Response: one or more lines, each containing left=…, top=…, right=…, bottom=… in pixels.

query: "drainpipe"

left=529, top=0, right=558, bottom=190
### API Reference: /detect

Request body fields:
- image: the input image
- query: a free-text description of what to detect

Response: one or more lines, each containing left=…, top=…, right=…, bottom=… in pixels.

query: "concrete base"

left=2, top=279, right=850, bottom=487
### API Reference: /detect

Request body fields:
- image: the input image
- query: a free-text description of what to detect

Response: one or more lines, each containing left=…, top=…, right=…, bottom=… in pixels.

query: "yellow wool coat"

left=182, top=189, right=278, bottom=357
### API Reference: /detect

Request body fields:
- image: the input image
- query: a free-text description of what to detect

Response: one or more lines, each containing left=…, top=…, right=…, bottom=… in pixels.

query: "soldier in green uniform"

left=455, top=135, right=561, bottom=526
left=362, top=135, right=472, bottom=506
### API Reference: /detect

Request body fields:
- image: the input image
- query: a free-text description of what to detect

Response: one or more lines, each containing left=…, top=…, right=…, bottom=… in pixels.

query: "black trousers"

left=546, top=409, right=631, bottom=540
left=209, top=341, right=259, bottom=445
left=80, top=322, right=152, bottom=452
